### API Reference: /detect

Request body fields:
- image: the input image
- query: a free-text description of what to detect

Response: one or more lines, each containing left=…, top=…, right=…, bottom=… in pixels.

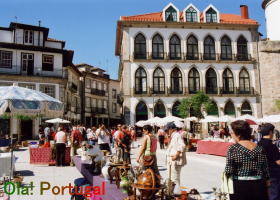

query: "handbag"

left=143, top=155, right=155, bottom=167
left=142, top=135, right=155, bottom=167
left=221, top=172, right=234, bottom=194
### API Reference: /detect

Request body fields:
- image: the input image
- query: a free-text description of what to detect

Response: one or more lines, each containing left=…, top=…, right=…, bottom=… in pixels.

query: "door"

left=22, top=53, right=34, bottom=75
left=21, top=120, right=33, bottom=140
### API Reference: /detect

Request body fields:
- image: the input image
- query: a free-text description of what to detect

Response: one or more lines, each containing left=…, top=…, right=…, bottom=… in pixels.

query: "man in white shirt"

left=54, top=127, right=67, bottom=167
left=87, top=127, right=97, bottom=145
left=96, top=124, right=111, bottom=153
left=164, top=122, right=187, bottom=195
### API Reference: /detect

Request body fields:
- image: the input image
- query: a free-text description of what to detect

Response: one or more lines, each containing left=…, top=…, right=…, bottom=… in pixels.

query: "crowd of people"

left=225, top=121, right=280, bottom=200
left=38, top=123, right=137, bottom=167
left=36, top=120, right=280, bottom=200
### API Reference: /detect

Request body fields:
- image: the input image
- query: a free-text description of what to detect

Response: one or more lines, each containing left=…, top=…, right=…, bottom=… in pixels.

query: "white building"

left=0, top=22, right=67, bottom=139
left=116, top=3, right=261, bottom=125
left=262, top=0, right=280, bottom=41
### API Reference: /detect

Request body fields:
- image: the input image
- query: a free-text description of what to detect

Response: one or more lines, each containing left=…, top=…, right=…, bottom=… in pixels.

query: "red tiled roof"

left=121, top=11, right=258, bottom=25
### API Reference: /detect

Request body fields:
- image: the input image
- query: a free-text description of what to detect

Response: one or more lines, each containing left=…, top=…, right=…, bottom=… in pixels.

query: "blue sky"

left=0, top=0, right=265, bottom=79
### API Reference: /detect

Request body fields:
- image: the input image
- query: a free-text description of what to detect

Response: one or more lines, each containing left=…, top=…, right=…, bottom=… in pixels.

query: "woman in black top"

left=225, top=120, right=270, bottom=200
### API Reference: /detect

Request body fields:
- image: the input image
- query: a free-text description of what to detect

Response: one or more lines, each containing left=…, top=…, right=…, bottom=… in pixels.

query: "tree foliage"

left=177, top=91, right=216, bottom=119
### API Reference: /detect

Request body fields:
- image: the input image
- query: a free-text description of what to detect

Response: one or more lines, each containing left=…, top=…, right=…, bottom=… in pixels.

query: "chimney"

left=240, top=5, right=249, bottom=19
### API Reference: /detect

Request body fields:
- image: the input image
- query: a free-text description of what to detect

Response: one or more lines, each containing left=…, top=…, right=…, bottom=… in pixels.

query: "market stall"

left=72, top=156, right=127, bottom=200
left=196, top=140, right=233, bottom=157
left=29, top=146, right=71, bottom=165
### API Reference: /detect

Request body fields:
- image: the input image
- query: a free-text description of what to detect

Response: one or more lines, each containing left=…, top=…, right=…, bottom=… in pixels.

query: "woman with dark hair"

left=136, top=125, right=159, bottom=175
left=225, top=120, right=270, bottom=200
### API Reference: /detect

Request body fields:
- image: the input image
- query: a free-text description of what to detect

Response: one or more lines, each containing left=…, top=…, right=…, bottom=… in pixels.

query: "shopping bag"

left=221, top=172, right=234, bottom=194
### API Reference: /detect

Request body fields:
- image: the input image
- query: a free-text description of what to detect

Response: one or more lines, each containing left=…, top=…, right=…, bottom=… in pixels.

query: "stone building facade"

left=116, top=3, right=262, bottom=125
left=259, top=0, right=280, bottom=115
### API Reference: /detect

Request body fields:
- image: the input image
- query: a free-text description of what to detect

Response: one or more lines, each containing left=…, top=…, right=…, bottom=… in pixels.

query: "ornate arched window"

left=135, top=67, right=147, bottom=94
left=207, top=101, right=219, bottom=116
left=239, top=69, right=250, bottom=94
left=186, top=7, right=198, bottom=22
left=165, top=6, right=177, bottom=22
left=224, top=101, right=236, bottom=116
left=135, top=101, right=148, bottom=122
left=187, top=35, right=199, bottom=60
left=221, top=36, right=232, bottom=60
left=171, top=67, right=183, bottom=94
left=172, top=101, right=181, bottom=117
left=152, top=34, right=164, bottom=59
left=237, top=36, right=248, bottom=61
left=222, top=68, right=234, bottom=94
left=153, top=67, right=165, bottom=94
left=188, top=68, right=200, bottom=94
left=134, top=33, right=146, bottom=59
left=204, top=36, right=216, bottom=60
left=169, top=34, right=181, bottom=60
left=154, top=101, right=166, bottom=118
left=206, top=7, right=217, bottom=23
left=206, top=68, right=217, bottom=94
left=241, top=101, right=253, bottom=115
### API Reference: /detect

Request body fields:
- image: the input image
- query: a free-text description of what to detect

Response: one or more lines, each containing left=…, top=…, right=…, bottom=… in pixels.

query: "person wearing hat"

left=258, top=123, right=280, bottom=200
left=164, top=122, right=187, bottom=195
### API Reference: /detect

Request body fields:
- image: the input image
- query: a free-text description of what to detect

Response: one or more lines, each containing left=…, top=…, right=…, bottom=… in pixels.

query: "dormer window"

left=24, top=30, right=33, bottom=44
left=186, top=7, right=198, bottom=22
left=165, top=6, right=177, bottom=22
left=206, top=8, right=217, bottom=23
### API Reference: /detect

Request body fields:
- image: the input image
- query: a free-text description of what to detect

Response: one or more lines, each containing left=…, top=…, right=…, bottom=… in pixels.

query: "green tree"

left=177, top=91, right=215, bottom=119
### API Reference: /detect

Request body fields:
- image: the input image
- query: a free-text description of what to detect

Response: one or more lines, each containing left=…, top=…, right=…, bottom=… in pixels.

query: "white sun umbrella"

left=162, top=116, right=183, bottom=122
left=155, top=115, right=184, bottom=127
left=146, top=117, right=162, bottom=126
left=45, top=118, right=71, bottom=124
left=185, top=116, right=198, bottom=122
left=199, top=115, right=219, bottom=123
left=174, top=120, right=185, bottom=128
left=218, top=115, right=235, bottom=122
left=258, top=115, right=280, bottom=123
left=0, top=85, right=63, bottom=117
left=236, top=114, right=258, bottom=122
left=135, top=120, right=148, bottom=127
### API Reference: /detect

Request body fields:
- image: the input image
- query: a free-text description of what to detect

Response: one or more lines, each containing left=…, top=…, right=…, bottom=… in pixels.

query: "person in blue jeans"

left=258, top=123, right=280, bottom=200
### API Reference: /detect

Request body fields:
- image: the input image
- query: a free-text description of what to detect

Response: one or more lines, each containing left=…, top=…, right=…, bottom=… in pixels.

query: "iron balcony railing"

left=91, top=88, right=106, bottom=96
left=131, top=52, right=253, bottom=62
left=0, top=65, right=64, bottom=77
